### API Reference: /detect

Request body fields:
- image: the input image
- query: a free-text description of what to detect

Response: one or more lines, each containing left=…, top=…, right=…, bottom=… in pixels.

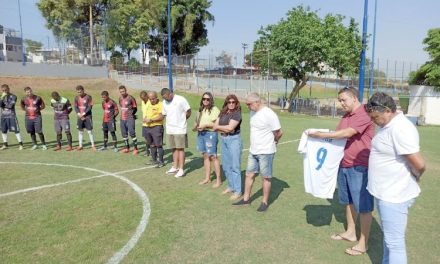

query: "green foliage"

left=148, top=0, right=214, bottom=57
left=252, top=6, right=362, bottom=100
left=110, top=50, right=124, bottom=68
left=24, top=39, right=43, bottom=54
left=409, top=28, right=440, bottom=90
left=126, top=57, right=141, bottom=71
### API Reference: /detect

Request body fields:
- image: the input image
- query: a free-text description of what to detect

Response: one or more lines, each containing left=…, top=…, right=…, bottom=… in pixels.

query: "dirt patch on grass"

left=0, top=76, right=119, bottom=94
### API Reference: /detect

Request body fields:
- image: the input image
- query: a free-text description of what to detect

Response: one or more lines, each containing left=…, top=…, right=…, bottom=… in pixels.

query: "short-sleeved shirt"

left=21, top=95, right=45, bottom=120
left=51, top=97, right=72, bottom=120
left=367, top=112, right=421, bottom=203
left=119, top=95, right=137, bottom=121
left=162, top=94, right=191, bottom=134
left=218, top=110, right=241, bottom=135
left=199, top=106, right=220, bottom=132
left=336, top=105, right=374, bottom=167
left=249, top=106, right=281, bottom=155
left=143, top=100, right=164, bottom=127
left=74, top=94, right=93, bottom=117
left=0, top=93, right=18, bottom=118
left=102, top=99, right=119, bottom=122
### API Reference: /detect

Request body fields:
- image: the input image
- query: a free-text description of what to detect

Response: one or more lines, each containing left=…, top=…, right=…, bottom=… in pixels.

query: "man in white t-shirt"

left=233, top=93, right=283, bottom=212
left=160, top=88, right=191, bottom=178
left=366, top=92, right=425, bottom=264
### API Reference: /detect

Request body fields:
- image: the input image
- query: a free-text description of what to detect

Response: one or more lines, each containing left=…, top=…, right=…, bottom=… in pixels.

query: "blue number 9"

left=315, top=147, right=327, bottom=170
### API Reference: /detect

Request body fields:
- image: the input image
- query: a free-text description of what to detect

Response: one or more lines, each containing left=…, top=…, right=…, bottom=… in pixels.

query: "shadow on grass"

left=247, top=176, right=290, bottom=206
left=302, top=191, right=383, bottom=264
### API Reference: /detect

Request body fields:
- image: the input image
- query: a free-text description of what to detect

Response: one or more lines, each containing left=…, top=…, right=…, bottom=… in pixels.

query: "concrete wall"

left=0, top=61, right=108, bottom=78
left=408, top=85, right=440, bottom=125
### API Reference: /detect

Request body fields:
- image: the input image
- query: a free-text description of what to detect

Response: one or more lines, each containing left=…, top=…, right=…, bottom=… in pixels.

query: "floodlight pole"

left=368, top=0, right=378, bottom=96
left=358, top=0, right=369, bottom=102
left=167, top=0, right=173, bottom=92
left=242, top=43, right=247, bottom=67
left=17, top=0, right=26, bottom=65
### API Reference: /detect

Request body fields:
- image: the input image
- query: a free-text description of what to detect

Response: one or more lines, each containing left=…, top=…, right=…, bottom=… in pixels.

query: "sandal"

left=331, top=234, right=357, bottom=242
left=345, top=247, right=367, bottom=256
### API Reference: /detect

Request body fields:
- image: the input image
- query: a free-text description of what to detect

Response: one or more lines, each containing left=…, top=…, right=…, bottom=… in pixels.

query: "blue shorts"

left=337, top=166, right=374, bottom=213
left=197, top=131, right=218, bottom=156
left=246, top=153, right=275, bottom=178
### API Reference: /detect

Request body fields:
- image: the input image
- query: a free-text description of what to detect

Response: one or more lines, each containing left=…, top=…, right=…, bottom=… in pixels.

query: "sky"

left=0, top=0, right=438, bottom=67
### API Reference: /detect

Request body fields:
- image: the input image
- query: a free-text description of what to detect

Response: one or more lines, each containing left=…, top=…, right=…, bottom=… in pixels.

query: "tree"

left=38, top=0, right=108, bottom=63
left=252, top=6, right=362, bottom=100
left=215, top=51, right=232, bottom=68
left=409, top=28, right=440, bottom=90
left=24, top=39, right=43, bottom=54
left=148, top=0, right=214, bottom=59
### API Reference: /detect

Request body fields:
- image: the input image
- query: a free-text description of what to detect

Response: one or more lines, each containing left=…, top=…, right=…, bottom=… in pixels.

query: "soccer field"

left=1, top=89, right=439, bottom=264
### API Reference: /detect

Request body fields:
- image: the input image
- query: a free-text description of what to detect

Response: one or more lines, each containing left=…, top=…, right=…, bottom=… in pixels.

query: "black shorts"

left=54, top=119, right=71, bottom=133
left=1, top=117, right=20, bottom=133
left=25, top=116, right=43, bottom=134
left=77, top=117, right=93, bottom=130
left=120, top=119, right=136, bottom=138
left=102, top=120, right=117, bottom=132
left=144, top=125, right=164, bottom=147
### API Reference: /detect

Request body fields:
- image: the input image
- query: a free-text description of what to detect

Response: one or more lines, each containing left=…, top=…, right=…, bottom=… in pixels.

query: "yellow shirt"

left=199, top=106, right=220, bottom=131
left=142, top=100, right=163, bottom=127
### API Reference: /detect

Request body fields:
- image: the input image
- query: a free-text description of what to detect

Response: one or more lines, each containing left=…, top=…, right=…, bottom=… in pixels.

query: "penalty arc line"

left=0, top=161, right=150, bottom=264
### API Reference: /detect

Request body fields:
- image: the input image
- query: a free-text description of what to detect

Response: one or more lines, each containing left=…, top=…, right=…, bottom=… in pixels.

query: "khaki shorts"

left=168, top=134, right=188, bottom=149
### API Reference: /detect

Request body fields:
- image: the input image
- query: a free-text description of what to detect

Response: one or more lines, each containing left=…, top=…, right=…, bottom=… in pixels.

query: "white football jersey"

left=298, top=130, right=346, bottom=199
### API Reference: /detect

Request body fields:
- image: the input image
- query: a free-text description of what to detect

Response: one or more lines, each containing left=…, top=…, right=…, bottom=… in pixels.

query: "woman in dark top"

left=213, top=94, right=243, bottom=200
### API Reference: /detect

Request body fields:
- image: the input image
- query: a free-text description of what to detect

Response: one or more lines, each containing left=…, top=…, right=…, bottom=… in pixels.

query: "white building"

left=0, top=25, right=24, bottom=62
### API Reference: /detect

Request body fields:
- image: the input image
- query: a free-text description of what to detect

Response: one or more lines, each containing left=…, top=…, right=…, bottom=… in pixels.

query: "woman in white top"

left=366, top=92, right=426, bottom=264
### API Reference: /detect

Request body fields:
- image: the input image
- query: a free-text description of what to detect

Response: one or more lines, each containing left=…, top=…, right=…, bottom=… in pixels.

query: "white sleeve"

left=393, top=123, right=420, bottom=155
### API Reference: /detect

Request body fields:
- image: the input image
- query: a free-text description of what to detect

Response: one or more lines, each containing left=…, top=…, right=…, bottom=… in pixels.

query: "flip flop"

left=345, top=247, right=367, bottom=256
left=330, top=234, right=357, bottom=242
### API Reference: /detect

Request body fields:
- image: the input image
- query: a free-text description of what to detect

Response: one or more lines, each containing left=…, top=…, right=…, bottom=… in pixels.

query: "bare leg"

left=243, top=172, right=255, bottom=201
left=199, top=153, right=211, bottom=184
left=262, top=177, right=272, bottom=204
left=177, top=148, right=185, bottom=169
left=172, top=149, right=178, bottom=169
left=211, top=156, right=221, bottom=186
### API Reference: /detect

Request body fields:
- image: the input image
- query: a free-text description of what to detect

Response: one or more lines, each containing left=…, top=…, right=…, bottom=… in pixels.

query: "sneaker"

left=42, top=145, right=48, bottom=150
left=98, top=146, right=107, bottom=151
left=232, top=199, right=251, bottom=206
left=31, top=145, right=38, bottom=150
left=132, top=149, right=139, bottom=155
left=174, top=169, right=185, bottom=178
left=54, top=145, right=62, bottom=151
left=66, top=145, right=73, bottom=151
left=155, top=162, right=165, bottom=168
left=113, top=147, right=118, bottom=153
left=76, top=146, right=83, bottom=151
left=229, top=193, right=242, bottom=201
left=256, top=202, right=269, bottom=212
left=1, top=145, right=8, bottom=150
left=166, top=167, right=179, bottom=174
left=120, top=148, right=130, bottom=153
left=18, top=145, right=23, bottom=150
left=91, top=146, right=97, bottom=152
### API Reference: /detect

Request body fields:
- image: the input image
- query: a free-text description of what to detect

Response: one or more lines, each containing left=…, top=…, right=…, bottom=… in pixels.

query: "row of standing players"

left=0, top=83, right=284, bottom=212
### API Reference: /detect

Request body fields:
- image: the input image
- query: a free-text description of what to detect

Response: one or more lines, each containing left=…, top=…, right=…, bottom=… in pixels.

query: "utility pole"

left=242, top=43, right=248, bottom=67
left=89, top=4, right=93, bottom=65
left=17, top=0, right=25, bottom=65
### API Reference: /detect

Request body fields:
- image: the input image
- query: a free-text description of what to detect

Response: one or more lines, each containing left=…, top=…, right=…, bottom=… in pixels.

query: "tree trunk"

left=288, top=75, right=309, bottom=101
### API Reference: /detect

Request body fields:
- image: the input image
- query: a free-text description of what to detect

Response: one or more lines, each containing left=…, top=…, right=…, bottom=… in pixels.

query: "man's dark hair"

left=366, top=92, right=397, bottom=113
left=101, top=91, right=109, bottom=96
left=24, top=86, right=32, bottom=92
left=160, top=88, right=171, bottom=96
left=76, top=85, right=84, bottom=91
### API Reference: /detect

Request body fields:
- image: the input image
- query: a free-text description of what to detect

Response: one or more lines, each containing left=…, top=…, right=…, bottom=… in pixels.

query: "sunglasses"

left=202, top=98, right=210, bottom=101
left=227, top=101, right=236, bottom=104
left=365, top=100, right=390, bottom=112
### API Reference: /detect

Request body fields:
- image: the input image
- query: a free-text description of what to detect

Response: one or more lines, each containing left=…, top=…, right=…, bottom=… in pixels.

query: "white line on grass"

left=0, top=161, right=150, bottom=264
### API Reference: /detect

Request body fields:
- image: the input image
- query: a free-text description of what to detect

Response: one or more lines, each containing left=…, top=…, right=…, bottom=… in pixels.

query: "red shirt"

left=336, top=104, right=374, bottom=167
left=102, top=99, right=119, bottom=122
left=119, top=95, right=137, bottom=121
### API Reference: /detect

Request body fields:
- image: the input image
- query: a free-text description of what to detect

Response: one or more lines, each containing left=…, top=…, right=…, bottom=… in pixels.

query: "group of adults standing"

left=309, top=87, right=426, bottom=263
left=193, top=91, right=283, bottom=212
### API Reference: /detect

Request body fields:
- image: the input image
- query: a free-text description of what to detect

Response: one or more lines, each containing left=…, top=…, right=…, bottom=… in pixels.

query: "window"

left=6, top=44, right=13, bottom=51
left=0, top=43, right=3, bottom=50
